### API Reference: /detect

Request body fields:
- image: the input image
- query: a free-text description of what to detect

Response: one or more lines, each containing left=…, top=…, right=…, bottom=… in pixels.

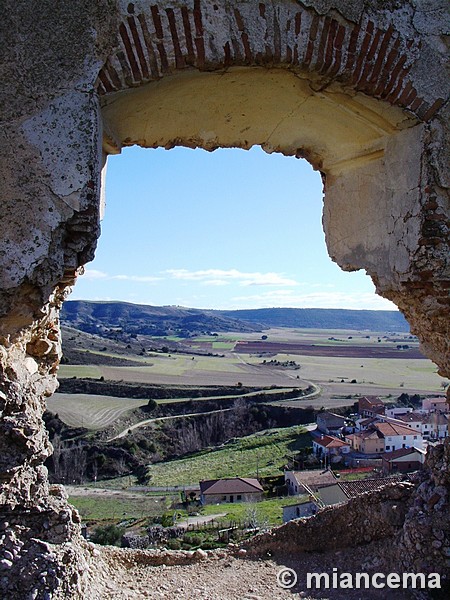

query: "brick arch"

left=98, top=1, right=443, bottom=122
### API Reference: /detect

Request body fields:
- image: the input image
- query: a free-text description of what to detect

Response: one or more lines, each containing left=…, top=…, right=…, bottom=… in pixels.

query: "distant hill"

left=216, top=307, right=410, bottom=332
left=61, top=300, right=261, bottom=337
left=61, top=300, right=410, bottom=336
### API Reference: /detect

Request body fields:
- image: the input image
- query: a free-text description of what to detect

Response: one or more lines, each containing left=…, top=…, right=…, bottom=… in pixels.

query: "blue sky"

left=71, top=145, right=396, bottom=311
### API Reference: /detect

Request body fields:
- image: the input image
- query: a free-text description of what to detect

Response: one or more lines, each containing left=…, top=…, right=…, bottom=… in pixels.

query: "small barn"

left=199, top=477, right=264, bottom=505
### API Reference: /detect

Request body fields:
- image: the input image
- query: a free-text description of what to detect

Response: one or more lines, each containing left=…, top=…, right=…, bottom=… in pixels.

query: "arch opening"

left=82, top=143, right=397, bottom=312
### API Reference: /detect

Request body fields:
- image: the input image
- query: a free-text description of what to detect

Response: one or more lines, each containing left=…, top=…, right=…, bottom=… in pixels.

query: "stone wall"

left=245, top=482, right=416, bottom=557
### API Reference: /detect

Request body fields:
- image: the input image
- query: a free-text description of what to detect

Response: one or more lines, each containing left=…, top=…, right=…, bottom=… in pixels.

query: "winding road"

left=106, top=379, right=321, bottom=443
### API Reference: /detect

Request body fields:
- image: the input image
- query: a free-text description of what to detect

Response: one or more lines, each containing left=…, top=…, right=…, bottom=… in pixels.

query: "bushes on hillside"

left=90, top=524, right=125, bottom=546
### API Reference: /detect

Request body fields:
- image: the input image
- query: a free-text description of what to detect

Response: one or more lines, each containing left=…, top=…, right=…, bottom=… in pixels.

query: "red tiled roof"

left=374, top=422, right=421, bottom=437
left=382, top=447, right=426, bottom=461
left=359, top=396, right=384, bottom=410
left=314, top=435, right=349, bottom=448
left=353, top=429, right=383, bottom=440
left=200, top=477, right=263, bottom=495
left=395, top=412, right=424, bottom=423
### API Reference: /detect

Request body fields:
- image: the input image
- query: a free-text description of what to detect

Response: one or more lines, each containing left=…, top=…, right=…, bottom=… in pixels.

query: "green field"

left=68, top=490, right=305, bottom=528
left=69, top=491, right=174, bottom=523
left=184, top=496, right=307, bottom=527
left=145, top=426, right=310, bottom=486
left=54, top=327, right=446, bottom=431
left=47, top=387, right=299, bottom=430
left=58, top=351, right=307, bottom=388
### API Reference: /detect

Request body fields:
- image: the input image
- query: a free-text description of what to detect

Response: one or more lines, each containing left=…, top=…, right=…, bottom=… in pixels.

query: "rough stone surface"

left=0, top=1, right=449, bottom=597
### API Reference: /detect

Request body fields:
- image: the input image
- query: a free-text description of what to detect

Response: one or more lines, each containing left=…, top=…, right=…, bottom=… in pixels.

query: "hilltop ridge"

left=61, top=300, right=410, bottom=337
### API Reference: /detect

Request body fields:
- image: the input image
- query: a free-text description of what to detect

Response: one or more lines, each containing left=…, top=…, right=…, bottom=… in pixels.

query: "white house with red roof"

left=373, top=421, right=423, bottom=452
left=312, top=434, right=351, bottom=457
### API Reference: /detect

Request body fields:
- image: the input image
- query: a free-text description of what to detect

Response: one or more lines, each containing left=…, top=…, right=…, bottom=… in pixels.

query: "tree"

left=91, top=524, right=124, bottom=546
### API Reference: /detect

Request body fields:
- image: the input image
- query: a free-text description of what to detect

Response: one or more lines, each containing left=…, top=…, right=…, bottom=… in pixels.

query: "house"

left=421, top=397, right=449, bottom=413
left=199, top=478, right=263, bottom=505
left=385, top=407, right=414, bottom=418
left=382, top=447, right=426, bottom=474
left=379, top=410, right=447, bottom=439
left=284, top=469, right=336, bottom=495
left=393, top=411, right=424, bottom=432
left=346, top=429, right=385, bottom=454
left=312, top=435, right=351, bottom=459
left=420, top=411, right=448, bottom=439
left=316, top=411, right=349, bottom=435
left=318, top=475, right=416, bottom=506
left=374, top=421, right=424, bottom=451
left=355, top=416, right=378, bottom=431
left=282, top=500, right=319, bottom=522
left=358, top=396, right=385, bottom=418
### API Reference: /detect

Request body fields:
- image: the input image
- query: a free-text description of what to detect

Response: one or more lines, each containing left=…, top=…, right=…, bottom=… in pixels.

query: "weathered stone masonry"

left=98, top=1, right=443, bottom=118
left=0, top=1, right=449, bottom=598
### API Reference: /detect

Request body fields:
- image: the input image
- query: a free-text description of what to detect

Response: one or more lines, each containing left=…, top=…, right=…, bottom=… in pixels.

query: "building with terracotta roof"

left=346, top=428, right=385, bottom=454
left=312, top=434, right=351, bottom=457
left=393, top=411, right=424, bottom=431
left=358, top=396, right=385, bottom=417
left=199, top=477, right=263, bottom=505
left=381, top=447, right=426, bottom=474
left=373, top=421, right=423, bottom=451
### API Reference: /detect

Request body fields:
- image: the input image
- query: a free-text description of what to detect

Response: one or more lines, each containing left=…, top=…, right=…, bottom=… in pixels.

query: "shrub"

left=166, top=538, right=181, bottom=550
left=90, top=524, right=125, bottom=546
left=183, top=533, right=202, bottom=547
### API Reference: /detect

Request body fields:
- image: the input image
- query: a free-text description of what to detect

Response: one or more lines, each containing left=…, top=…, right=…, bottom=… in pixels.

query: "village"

left=189, top=395, right=448, bottom=528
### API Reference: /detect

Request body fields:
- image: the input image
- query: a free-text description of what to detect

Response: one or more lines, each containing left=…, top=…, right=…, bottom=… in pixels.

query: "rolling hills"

left=61, top=300, right=410, bottom=337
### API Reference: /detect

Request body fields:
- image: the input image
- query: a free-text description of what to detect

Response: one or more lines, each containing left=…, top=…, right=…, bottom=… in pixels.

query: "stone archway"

left=0, top=1, right=448, bottom=597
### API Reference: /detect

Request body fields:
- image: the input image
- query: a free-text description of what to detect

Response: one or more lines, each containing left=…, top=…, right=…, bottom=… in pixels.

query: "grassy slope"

left=146, top=426, right=310, bottom=486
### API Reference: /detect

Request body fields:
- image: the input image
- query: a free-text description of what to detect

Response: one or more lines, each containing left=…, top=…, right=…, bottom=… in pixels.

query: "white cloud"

left=113, top=274, right=161, bottom=283
left=165, top=268, right=298, bottom=287
left=82, top=269, right=109, bottom=280
left=81, top=269, right=160, bottom=283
